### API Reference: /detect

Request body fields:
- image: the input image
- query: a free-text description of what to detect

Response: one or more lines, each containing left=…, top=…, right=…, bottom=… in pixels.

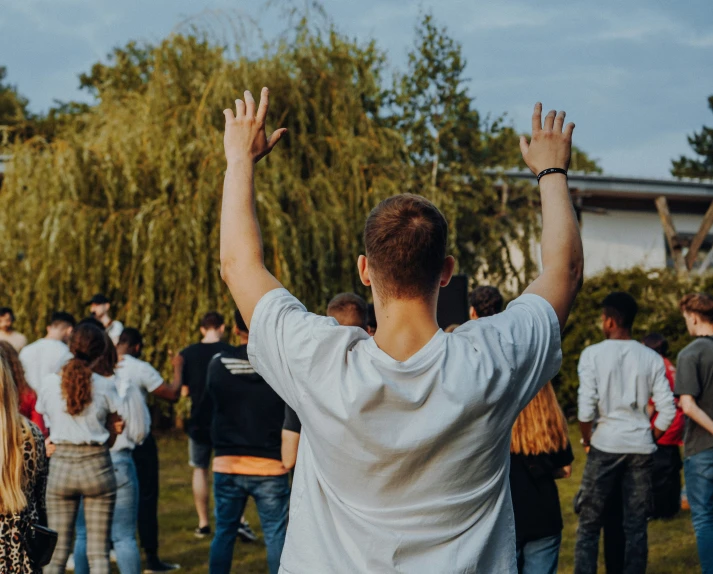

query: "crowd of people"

left=0, top=94, right=712, bottom=574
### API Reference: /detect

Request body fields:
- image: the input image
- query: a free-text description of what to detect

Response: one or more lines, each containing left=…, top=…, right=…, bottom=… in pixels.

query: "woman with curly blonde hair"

left=510, top=382, right=573, bottom=574
left=36, top=322, right=124, bottom=574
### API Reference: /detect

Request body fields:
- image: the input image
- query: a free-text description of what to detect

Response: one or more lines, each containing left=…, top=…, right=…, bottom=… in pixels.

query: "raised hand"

left=223, top=87, right=287, bottom=165
left=519, top=103, right=575, bottom=175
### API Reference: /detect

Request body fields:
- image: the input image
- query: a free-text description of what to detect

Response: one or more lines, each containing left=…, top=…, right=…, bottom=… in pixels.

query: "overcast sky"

left=1, top=0, right=711, bottom=178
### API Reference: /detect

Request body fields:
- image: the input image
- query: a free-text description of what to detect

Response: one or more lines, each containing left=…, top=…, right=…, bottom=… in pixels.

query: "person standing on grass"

left=642, top=332, right=684, bottom=519
left=510, top=382, right=573, bottom=574
left=676, top=293, right=713, bottom=574
left=219, top=89, right=582, bottom=572
left=20, top=311, right=76, bottom=394
left=0, top=306, right=28, bottom=352
left=117, top=328, right=183, bottom=572
left=37, top=323, right=125, bottom=574
left=179, top=312, right=232, bottom=538
left=575, top=292, right=676, bottom=574
left=87, top=294, right=124, bottom=346
left=0, top=344, right=48, bottom=574
left=200, top=310, right=299, bottom=574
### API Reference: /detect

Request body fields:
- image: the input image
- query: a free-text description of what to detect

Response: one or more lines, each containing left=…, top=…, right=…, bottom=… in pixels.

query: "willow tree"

left=0, top=30, right=404, bottom=365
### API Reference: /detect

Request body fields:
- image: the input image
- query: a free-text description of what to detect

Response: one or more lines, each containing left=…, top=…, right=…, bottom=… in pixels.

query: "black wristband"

left=537, top=167, right=568, bottom=183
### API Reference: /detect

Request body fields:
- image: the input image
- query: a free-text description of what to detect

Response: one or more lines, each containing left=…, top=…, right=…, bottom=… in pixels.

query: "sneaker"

left=144, top=557, right=181, bottom=573
left=194, top=525, right=211, bottom=539
left=237, top=520, right=258, bottom=543
left=66, top=554, right=75, bottom=571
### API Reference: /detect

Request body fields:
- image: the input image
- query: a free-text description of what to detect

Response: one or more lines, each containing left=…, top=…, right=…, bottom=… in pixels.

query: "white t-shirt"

left=112, top=355, right=161, bottom=451
left=36, top=372, right=123, bottom=445
left=106, top=320, right=124, bottom=346
left=19, top=338, right=74, bottom=392
left=578, top=339, right=676, bottom=454
left=248, top=288, right=561, bottom=574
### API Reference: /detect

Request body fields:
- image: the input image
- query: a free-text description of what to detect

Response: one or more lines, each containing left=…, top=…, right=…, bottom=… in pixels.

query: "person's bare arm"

left=281, top=429, right=300, bottom=471
left=579, top=421, right=593, bottom=447
left=680, top=395, right=713, bottom=436
left=220, top=88, right=288, bottom=328
left=151, top=353, right=184, bottom=403
left=521, top=104, right=584, bottom=330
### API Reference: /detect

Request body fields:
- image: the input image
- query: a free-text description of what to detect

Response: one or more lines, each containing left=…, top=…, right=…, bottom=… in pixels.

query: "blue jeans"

left=684, top=448, right=713, bottom=574
left=574, top=447, right=652, bottom=574
left=517, top=534, right=562, bottom=574
left=209, top=472, right=290, bottom=574
left=75, top=451, right=141, bottom=574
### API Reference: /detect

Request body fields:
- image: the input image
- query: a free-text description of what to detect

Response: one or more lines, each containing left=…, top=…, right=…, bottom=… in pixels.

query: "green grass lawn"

left=150, top=425, right=699, bottom=573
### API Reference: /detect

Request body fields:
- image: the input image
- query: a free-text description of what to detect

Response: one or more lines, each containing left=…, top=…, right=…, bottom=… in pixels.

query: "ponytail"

left=61, top=358, right=94, bottom=415
left=63, top=322, right=108, bottom=416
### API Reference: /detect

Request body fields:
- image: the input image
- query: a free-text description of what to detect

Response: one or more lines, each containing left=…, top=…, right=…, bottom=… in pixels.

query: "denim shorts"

left=188, top=438, right=212, bottom=469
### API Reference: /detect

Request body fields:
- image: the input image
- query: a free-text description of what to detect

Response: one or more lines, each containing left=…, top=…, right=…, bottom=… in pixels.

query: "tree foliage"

left=672, top=95, right=713, bottom=179
left=0, top=14, right=599, bottom=376
left=0, top=67, right=31, bottom=142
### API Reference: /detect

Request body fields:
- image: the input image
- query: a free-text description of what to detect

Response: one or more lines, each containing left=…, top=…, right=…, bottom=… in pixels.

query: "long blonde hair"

left=0, top=344, right=32, bottom=514
left=511, top=382, right=569, bottom=456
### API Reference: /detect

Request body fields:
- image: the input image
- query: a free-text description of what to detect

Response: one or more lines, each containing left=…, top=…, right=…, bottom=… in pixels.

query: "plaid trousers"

left=44, top=445, right=117, bottom=574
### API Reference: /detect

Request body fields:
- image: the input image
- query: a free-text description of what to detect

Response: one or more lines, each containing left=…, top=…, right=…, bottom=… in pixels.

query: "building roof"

left=487, top=169, right=713, bottom=202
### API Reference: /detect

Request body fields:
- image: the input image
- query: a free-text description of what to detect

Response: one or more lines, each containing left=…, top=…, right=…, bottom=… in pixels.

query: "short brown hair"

left=200, top=311, right=225, bottom=330
left=327, top=293, right=368, bottom=329
left=680, top=293, right=713, bottom=323
left=364, top=194, right=448, bottom=299
left=469, top=286, right=504, bottom=318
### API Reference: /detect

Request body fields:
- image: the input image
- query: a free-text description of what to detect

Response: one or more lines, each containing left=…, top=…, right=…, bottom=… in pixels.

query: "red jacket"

left=650, top=357, right=684, bottom=447
left=18, top=388, right=48, bottom=437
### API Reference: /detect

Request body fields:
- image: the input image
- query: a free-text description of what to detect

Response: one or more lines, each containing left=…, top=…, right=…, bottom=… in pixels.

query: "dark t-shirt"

left=180, top=340, right=233, bottom=441
left=509, top=443, right=574, bottom=543
left=675, top=336, right=713, bottom=457
left=200, top=344, right=293, bottom=460
left=284, top=405, right=301, bottom=434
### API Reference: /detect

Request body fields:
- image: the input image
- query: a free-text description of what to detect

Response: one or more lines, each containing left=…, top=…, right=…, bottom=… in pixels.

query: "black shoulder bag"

left=27, top=523, right=58, bottom=567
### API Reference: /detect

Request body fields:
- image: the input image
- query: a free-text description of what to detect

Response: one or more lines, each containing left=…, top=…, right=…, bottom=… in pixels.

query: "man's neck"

left=202, top=331, right=222, bottom=344
left=98, top=315, right=112, bottom=328
left=372, top=295, right=440, bottom=362
left=606, top=329, right=632, bottom=341
left=695, top=325, right=713, bottom=337
left=44, top=331, right=64, bottom=341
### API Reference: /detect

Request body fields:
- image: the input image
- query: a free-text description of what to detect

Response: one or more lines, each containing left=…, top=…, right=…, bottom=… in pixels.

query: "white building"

left=500, top=171, right=713, bottom=276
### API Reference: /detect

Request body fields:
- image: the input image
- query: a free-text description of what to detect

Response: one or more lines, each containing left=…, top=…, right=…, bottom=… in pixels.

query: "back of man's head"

left=50, top=311, right=76, bottom=329
left=118, top=327, right=143, bottom=350
left=469, top=286, right=504, bottom=319
left=601, top=292, right=638, bottom=330
left=200, top=311, right=225, bottom=331
left=679, top=293, right=713, bottom=324
left=328, top=293, right=368, bottom=330
left=234, top=309, right=248, bottom=333
left=642, top=332, right=668, bottom=358
left=364, top=194, right=448, bottom=300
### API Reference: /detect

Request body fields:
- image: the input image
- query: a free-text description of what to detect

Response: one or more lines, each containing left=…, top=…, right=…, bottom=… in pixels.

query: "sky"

left=1, top=0, right=712, bottom=178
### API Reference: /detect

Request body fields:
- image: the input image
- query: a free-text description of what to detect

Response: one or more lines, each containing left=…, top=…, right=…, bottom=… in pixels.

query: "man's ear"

left=199, top=327, right=207, bottom=337
left=358, top=255, right=371, bottom=287
left=469, top=307, right=478, bottom=320
left=439, top=256, right=456, bottom=287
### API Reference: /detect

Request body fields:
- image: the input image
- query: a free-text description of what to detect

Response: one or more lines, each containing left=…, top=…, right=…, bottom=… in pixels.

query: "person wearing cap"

left=87, top=294, right=124, bottom=345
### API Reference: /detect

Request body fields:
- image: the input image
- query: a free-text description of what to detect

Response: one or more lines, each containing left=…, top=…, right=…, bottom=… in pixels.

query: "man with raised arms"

left=219, top=89, right=583, bottom=573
